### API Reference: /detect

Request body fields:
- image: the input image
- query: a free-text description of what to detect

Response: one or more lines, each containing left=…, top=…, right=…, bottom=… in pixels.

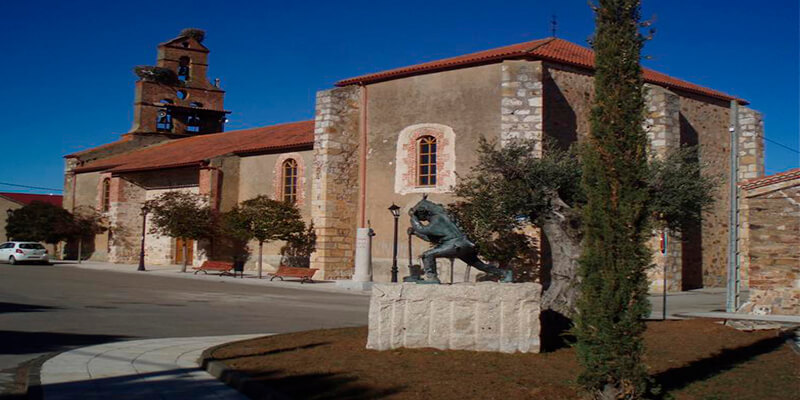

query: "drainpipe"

left=726, top=100, right=740, bottom=312
left=358, top=83, right=369, bottom=228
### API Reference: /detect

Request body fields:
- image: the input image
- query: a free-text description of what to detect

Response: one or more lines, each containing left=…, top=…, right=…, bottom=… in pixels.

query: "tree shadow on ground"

left=227, top=369, right=404, bottom=400
left=0, top=331, right=130, bottom=355
left=652, top=332, right=792, bottom=398
left=29, top=367, right=228, bottom=400
left=209, top=342, right=331, bottom=362
left=0, top=302, right=58, bottom=314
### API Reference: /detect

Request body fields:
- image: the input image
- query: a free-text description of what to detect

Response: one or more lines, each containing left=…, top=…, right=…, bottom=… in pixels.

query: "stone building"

left=738, top=169, right=799, bottom=315
left=64, top=32, right=765, bottom=291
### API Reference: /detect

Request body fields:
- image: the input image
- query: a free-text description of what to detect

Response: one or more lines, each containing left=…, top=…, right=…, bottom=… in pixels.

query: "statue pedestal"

left=366, top=282, right=542, bottom=353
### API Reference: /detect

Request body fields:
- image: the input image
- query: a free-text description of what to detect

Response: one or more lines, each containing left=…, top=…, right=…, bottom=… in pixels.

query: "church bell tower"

left=129, top=28, right=228, bottom=137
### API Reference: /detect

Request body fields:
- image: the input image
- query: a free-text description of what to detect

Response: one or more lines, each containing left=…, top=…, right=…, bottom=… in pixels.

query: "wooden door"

left=175, top=238, right=194, bottom=264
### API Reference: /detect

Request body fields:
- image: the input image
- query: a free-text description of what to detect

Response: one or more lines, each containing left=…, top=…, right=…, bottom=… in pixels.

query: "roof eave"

left=233, top=142, right=314, bottom=156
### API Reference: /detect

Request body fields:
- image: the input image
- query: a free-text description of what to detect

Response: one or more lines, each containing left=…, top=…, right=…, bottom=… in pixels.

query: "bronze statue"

left=406, top=195, right=513, bottom=284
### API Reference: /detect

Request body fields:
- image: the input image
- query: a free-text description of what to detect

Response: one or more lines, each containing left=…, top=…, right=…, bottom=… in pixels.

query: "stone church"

left=63, top=30, right=764, bottom=292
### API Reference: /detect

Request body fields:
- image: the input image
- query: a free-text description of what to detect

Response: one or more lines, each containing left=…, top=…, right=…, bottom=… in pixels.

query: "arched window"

left=282, top=159, right=298, bottom=203
left=417, top=135, right=437, bottom=186
left=101, top=178, right=111, bottom=212
left=178, top=56, right=190, bottom=82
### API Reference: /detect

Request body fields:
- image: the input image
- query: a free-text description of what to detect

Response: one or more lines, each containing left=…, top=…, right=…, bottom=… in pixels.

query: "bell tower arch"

left=130, top=28, right=229, bottom=137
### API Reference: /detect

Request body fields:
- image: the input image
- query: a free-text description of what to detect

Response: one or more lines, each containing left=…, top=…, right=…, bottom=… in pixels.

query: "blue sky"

left=0, top=0, right=797, bottom=194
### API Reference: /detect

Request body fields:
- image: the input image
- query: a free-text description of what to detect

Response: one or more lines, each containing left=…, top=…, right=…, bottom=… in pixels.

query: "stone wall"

left=107, top=176, right=146, bottom=263
left=542, top=63, right=594, bottom=147
left=361, top=64, right=502, bottom=282
left=501, top=60, right=543, bottom=154
left=740, top=174, right=799, bottom=315
left=736, top=107, right=765, bottom=289
left=644, top=85, right=683, bottom=292
left=367, top=283, right=542, bottom=353
left=311, top=86, right=362, bottom=280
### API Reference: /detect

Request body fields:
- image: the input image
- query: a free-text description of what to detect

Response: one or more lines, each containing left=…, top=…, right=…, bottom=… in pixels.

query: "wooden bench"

left=193, top=261, right=235, bottom=276
left=269, top=266, right=318, bottom=283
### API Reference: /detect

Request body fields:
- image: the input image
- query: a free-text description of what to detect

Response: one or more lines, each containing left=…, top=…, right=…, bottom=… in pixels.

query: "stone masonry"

left=311, top=86, right=362, bottom=280
left=739, top=170, right=800, bottom=315
left=500, top=60, right=543, bottom=156
left=367, top=283, right=542, bottom=353
left=107, top=176, right=146, bottom=263
left=644, top=84, right=683, bottom=292
left=736, top=107, right=765, bottom=289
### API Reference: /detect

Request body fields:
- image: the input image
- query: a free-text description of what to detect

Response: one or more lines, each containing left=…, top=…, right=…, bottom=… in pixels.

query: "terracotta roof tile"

left=336, top=37, right=746, bottom=104
left=0, top=192, right=63, bottom=207
left=740, top=168, right=800, bottom=190
left=74, top=120, right=314, bottom=173
left=66, top=135, right=135, bottom=158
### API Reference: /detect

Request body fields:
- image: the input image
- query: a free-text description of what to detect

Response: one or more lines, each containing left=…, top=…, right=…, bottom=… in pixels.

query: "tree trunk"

left=258, top=241, right=263, bottom=279
left=77, top=237, right=82, bottom=264
left=180, top=240, right=188, bottom=273
left=540, top=195, right=582, bottom=319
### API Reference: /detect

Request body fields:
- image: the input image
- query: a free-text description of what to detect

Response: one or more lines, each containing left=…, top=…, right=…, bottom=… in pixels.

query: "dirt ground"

left=210, top=319, right=799, bottom=400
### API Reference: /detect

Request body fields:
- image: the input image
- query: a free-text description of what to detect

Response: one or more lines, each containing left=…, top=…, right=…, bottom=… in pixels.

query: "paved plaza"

left=0, top=261, right=764, bottom=399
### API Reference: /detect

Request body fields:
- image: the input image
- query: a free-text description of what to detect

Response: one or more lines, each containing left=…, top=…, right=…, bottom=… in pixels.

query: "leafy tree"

left=280, top=223, right=316, bottom=268
left=145, top=191, right=217, bottom=272
left=6, top=201, right=74, bottom=245
left=69, top=206, right=107, bottom=263
left=453, top=140, right=714, bottom=319
left=576, top=0, right=654, bottom=397
left=223, top=196, right=305, bottom=278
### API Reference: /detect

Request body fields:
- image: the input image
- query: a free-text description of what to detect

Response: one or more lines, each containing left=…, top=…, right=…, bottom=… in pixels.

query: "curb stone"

left=25, top=352, right=59, bottom=400
left=201, top=342, right=291, bottom=400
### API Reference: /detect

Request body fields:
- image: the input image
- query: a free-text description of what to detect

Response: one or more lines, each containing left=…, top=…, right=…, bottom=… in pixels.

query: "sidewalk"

left=55, top=260, right=373, bottom=296
left=38, top=334, right=266, bottom=400
left=54, top=261, right=741, bottom=318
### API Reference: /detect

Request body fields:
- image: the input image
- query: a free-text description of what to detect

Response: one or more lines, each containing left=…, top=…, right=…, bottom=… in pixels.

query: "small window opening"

left=186, top=113, right=200, bottom=133
left=417, top=136, right=437, bottom=186
left=159, top=99, right=173, bottom=104
left=181, top=41, right=189, bottom=48
left=101, top=178, right=111, bottom=212
left=189, top=102, right=203, bottom=108
left=176, top=90, right=187, bottom=100
left=156, top=109, right=173, bottom=132
left=282, top=159, right=298, bottom=203
left=177, top=56, right=190, bottom=82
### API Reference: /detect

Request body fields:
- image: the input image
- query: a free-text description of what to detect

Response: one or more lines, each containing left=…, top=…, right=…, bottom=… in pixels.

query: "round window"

left=176, top=90, right=188, bottom=100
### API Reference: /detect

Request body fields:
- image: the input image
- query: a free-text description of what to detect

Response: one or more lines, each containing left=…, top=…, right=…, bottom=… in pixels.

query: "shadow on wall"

left=542, top=69, right=578, bottom=151
left=679, top=113, right=704, bottom=291
left=63, top=236, right=97, bottom=261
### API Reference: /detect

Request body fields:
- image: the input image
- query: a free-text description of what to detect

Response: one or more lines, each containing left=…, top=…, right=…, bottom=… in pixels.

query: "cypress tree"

left=575, top=0, right=652, bottom=399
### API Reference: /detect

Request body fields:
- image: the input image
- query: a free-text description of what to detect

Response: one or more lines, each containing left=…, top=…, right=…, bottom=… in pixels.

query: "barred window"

left=417, top=136, right=437, bottom=186
left=101, top=178, right=111, bottom=212
left=282, top=159, right=298, bottom=203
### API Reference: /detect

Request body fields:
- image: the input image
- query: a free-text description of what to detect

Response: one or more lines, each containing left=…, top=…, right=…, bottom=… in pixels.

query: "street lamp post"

left=138, top=205, right=149, bottom=272
left=388, top=204, right=401, bottom=283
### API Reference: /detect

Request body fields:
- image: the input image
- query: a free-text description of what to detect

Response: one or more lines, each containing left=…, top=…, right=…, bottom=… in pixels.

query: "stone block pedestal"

left=367, top=282, right=542, bottom=353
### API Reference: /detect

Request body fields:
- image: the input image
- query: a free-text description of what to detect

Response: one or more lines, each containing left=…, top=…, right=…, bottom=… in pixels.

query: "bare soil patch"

left=209, top=319, right=799, bottom=400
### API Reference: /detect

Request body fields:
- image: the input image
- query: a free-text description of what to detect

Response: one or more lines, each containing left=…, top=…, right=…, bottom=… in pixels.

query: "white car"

left=0, top=242, right=50, bottom=264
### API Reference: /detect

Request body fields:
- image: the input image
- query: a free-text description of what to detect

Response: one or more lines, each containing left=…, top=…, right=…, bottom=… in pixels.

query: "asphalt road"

left=0, top=264, right=370, bottom=395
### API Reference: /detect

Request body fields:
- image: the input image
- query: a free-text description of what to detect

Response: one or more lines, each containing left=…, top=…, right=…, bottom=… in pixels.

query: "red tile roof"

left=66, top=135, right=135, bottom=158
left=336, top=37, right=746, bottom=104
left=0, top=193, right=63, bottom=207
left=74, top=120, right=314, bottom=173
left=741, top=168, right=800, bottom=190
